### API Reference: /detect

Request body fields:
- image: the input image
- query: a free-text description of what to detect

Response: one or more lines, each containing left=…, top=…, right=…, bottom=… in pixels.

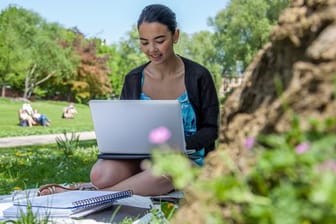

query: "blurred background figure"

left=32, top=109, right=51, bottom=127
left=22, top=103, right=33, bottom=116
left=18, top=108, right=36, bottom=127
left=62, top=103, right=78, bottom=119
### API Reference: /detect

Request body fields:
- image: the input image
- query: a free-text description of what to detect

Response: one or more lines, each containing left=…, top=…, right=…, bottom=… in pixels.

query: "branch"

left=35, top=71, right=55, bottom=86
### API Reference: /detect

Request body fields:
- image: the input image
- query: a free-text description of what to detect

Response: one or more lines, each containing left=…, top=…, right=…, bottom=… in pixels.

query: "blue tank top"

left=140, top=72, right=205, bottom=166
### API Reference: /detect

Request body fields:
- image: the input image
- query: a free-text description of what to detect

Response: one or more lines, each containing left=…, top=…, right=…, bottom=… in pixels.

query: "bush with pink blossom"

left=150, top=117, right=336, bottom=223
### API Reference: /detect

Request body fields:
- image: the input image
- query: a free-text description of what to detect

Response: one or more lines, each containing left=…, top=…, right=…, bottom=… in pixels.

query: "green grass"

left=0, top=98, right=98, bottom=194
left=0, top=97, right=94, bottom=137
left=0, top=139, right=98, bottom=195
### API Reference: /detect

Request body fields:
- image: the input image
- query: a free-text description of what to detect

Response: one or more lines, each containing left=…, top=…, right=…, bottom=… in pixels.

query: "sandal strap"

left=72, top=183, right=98, bottom=191
left=37, top=183, right=97, bottom=196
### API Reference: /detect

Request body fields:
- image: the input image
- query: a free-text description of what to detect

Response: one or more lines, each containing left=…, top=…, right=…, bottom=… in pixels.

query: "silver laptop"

left=89, top=100, right=186, bottom=159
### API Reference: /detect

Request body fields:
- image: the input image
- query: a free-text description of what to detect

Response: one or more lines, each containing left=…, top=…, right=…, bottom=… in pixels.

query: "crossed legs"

left=38, top=159, right=175, bottom=196
left=90, top=159, right=175, bottom=196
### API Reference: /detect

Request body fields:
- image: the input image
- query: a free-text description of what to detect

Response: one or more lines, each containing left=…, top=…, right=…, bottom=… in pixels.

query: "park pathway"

left=0, top=131, right=96, bottom=148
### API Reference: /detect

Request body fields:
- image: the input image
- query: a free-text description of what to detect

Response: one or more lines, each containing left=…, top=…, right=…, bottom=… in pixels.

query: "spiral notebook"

left=4, top=190, right=133, bottom=218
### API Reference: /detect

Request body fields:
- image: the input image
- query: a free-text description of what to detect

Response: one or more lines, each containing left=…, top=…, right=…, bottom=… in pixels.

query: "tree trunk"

left=23, top=64, right=36, bottom=99
left=1, top=85, right=5, bottom=97
left=23, top=64, right=54, bottom=99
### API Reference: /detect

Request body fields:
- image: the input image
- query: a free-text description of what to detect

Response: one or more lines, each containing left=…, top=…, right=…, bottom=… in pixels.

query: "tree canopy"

left=0, top=1, right=289, bottom=101
left=209, top=0, right=289, bottom=75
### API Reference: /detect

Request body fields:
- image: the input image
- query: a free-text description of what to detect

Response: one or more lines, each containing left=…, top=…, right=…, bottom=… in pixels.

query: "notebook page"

left=13, top=190, right=131, bottom=209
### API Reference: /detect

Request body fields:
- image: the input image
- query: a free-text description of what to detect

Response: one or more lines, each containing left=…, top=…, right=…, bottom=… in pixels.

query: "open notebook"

left=2, top=189, right=153, bottom=218
left=89, top=100, right=187, bottom=159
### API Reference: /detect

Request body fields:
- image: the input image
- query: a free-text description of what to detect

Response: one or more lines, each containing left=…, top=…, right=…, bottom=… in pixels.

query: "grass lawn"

left=0, top=139, right=98, bottom=195
left=0, top=97, right=94, bottom=138
left=0, top=97, right=97, bottom=195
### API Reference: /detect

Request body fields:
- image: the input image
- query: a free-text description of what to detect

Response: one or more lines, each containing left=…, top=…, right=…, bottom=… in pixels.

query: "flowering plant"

left=145, top=126, right=197, bottom=220
left=197, top=117, right=336, bottom=223
left=148, top=118, right=336, bottom=223
left=146, top=126, right=199, bottom=189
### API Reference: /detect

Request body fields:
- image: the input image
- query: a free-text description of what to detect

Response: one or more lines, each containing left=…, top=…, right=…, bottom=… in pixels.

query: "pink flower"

left=295, top=142, right=310, bottom=154
left=244, top=137, right=255, bottom=150
left=148, top=126, right=171, bottom=144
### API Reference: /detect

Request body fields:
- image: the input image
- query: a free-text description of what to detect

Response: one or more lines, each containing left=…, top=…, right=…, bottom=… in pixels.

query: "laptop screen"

left=89, top=100, right=186, bottom=158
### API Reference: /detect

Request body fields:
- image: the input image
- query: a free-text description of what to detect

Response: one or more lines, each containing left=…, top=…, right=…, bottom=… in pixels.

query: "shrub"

left=151, top=117, right=336, bottom=223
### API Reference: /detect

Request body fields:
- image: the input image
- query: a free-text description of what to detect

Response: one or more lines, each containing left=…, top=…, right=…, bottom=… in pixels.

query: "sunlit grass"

left=0, top=97, right=94, bottom=137
left=0, top=139, right=98, bottom=195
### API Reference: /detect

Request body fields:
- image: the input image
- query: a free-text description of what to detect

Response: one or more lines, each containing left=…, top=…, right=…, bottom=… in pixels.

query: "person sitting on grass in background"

left=38, top=4, right=219, bottom=196
left=62, top=103, right=78, bottom=119
left=22, top=103, right=34, bottom=116
left=18, top=109, right=36, bottom=127
left=32, top=109, right=51, bottom=127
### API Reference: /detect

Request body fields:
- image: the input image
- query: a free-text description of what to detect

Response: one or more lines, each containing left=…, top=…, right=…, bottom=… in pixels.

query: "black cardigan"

left=120, top=56, right=219, bottom=155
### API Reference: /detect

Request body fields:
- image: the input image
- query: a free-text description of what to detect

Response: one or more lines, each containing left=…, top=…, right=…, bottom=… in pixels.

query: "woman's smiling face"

left=138, top=22, right=178, bottom=64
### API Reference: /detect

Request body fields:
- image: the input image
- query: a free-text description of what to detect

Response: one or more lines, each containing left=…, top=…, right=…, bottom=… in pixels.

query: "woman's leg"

left=28, top=116, right=36, bottom=126
left=38, top=159, right=140, bottom=195
left=101, top=169, right=175, bottom=196
left=27, top=118, right=33, bottom=127
left=39, top=159, right=174, bottom=196
left=90, top=159, right=142, bottom=189
left=91, top=159, right=175, bottom=196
